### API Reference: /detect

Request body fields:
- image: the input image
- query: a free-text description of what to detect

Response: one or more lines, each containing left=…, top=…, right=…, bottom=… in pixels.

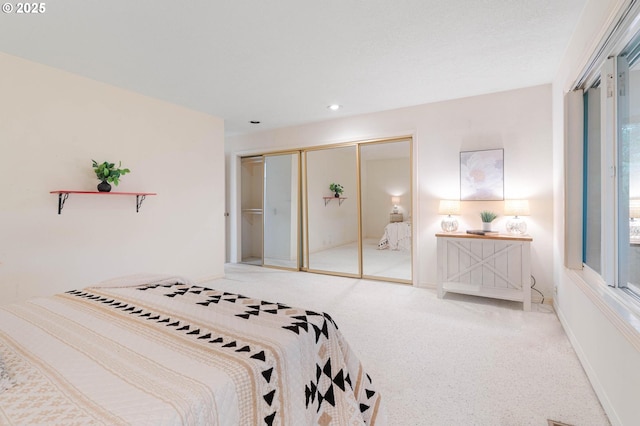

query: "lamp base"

left=506, top=217, right=527, bottom=235
left=631, top=219, right=640, bottom=238
left=441, top=216, right=459, bottom=232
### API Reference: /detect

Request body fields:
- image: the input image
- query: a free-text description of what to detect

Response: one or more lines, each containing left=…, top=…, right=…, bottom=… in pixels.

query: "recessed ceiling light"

left=249, top=120, right=261, bottom=124
left=327, top=104, right=342, bottom=111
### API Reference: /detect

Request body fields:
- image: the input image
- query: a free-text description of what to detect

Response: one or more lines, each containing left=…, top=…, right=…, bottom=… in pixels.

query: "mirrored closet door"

left=305, top=145, right=360, bottom=277
left=263, top=152, right=300, bottom=270
left=240, top=137, right=412, bottom=284
left=360, top=140, right=412, bottom=283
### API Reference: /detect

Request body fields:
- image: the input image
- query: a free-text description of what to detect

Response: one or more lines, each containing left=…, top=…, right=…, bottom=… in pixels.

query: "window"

left=582, top=28, right=640, bottom=301
left=618, top=39, right=640, bottom=298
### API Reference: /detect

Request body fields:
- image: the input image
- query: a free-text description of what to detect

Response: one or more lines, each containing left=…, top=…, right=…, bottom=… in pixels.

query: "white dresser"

left=436, top=232, right=532, bottom=311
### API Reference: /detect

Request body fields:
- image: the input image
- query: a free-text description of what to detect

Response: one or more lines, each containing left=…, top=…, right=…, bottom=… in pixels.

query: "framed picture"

left=460, top=148, right=504, bottom=201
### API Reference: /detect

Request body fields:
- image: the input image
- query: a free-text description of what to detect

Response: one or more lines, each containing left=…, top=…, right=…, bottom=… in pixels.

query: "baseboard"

left=417, top=281, right=437, bottom=289
left=194, top=273, right=225, bottom=285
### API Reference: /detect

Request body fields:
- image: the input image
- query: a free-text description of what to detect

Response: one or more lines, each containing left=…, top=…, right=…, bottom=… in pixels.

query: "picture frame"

left=460, top=148, right=504, bottom=201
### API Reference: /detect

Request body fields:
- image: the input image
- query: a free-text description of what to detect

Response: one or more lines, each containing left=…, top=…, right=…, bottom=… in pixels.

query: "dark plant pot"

left=334, top=192, right=340, bottom=198
left=97, top=181, right=112, bottom=192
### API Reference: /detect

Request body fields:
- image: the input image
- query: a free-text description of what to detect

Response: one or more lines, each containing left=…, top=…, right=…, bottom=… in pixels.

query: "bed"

left=377, top=222, right=411, bottom=251
left=0, top=275, right=384, bottom=425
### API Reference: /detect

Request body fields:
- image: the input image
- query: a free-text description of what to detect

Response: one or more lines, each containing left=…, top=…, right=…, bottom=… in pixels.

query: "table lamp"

left=504, top=200, right=530, bottom=235
left=439, top=200, right=460, bottom=232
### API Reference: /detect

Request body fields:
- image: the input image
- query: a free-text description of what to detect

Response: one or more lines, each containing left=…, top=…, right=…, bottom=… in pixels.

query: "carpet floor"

left=200, top=263, right=610, bottom=425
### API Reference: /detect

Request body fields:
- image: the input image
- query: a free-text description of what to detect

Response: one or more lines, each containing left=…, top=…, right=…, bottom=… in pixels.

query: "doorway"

left=240, top=156, right=263, bottom=265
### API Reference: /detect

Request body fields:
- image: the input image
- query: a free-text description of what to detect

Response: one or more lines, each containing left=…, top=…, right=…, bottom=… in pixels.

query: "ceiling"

left=0, top=0, right=588, bottom=136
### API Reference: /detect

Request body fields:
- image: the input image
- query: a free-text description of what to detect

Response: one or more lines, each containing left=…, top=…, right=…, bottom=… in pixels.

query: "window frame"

left=601, top=56, right=618, bottom=289
left=572, top=1, right=640, bottom=319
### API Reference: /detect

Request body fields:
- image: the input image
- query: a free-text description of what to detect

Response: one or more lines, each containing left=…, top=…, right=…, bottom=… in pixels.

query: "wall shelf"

left=50, top=190, right=157, bottom=214
left=323, top=196, right=347, bottom=206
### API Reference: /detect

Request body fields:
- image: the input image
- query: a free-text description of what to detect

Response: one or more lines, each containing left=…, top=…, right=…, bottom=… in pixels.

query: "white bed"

left=377, top=222, right=411, bottom=251
left=0, top=275, right=384, bottom=425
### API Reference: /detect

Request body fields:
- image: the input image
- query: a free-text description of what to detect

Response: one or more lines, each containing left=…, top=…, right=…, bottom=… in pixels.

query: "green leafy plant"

left=480, top=210, right=498, bottom=223
left=91, top=160, right=130, bottom=186
left=329, top=183, right=344, bottom=195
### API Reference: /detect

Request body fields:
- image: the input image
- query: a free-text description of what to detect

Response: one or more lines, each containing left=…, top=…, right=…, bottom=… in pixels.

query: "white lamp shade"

left=391, top=196, right=401, bottom=205
left=504, top=200, right=530, bottom=217
left=438, top=200, right=460, bottom=216
left=630, top=199, right=640, bottom=219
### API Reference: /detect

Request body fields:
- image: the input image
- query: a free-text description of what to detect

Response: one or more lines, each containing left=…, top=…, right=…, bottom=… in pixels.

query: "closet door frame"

left=302, top=136, right=414, bottom=284
left=234, top=135, right=415, bottom=285
left=303, top=143, right=363, bottom=278
left=262, top=150, right=302, bottom=272
left=358, top=138, right=413, bottom=285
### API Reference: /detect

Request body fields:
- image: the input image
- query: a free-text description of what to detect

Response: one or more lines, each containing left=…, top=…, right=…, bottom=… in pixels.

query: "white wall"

left=552, top=1, right=640, bottom=425
left=0, top=53, right=225, bottom=304
left=226, top=84, right=554, bottom=296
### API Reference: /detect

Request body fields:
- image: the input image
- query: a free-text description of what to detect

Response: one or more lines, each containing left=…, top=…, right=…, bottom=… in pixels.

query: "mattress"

left=0, top=276, right=384, bottom=425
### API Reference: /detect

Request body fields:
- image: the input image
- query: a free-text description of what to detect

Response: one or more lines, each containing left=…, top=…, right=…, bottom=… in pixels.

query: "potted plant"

left=91, top=160, right=131, bottom=192
left=480, top=210, right=498, bottom=231
left=329, top=183, right=344, bottom=198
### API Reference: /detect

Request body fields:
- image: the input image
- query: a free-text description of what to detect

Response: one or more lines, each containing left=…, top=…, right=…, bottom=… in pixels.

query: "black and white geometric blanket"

left=0, top=278, right=384, bottom=425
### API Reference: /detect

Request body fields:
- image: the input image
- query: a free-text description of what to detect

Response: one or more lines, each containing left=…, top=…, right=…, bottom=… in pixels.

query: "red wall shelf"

left=50, top=190, right=157, bottom=214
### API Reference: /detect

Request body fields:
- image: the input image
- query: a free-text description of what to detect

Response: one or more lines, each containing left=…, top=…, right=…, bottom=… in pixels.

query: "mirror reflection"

left=306, top=146, right=359, bottom=275
left=263, top=153, right=299, bottom=270
left=361, top=140, right=412, bottom=281
left=620, top=53, right=639, bottom=293
left=624, top=113, right=639, bottom=291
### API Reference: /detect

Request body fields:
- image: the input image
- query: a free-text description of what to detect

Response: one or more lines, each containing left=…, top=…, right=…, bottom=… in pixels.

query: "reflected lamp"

left=630, top=199, right=640, bottom=239
left=504, top=200, right=530, bottom=235
left=438, top=200, right=460, bottom=232
left=391, top=196, right=400, bottom=214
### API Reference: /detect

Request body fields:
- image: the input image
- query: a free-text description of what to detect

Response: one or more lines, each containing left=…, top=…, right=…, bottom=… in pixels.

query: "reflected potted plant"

left=92, top=160, right=131, bottom=192
left=480, top=210, right=498, bottom=231
left=329, top=183, right=344, bottom=198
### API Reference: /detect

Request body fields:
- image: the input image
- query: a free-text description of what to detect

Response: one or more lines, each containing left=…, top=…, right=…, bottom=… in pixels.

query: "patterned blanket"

left=0, top=279, right=384, bottom=425
left=377, top=222, right=411, bottom=251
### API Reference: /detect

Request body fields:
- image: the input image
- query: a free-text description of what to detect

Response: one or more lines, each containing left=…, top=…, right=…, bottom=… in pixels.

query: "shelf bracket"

left=323, top=197, right=346, bottom=206
left=57, top=192, right=69, bottom=215
left=136, top=195, right=147, bottom=213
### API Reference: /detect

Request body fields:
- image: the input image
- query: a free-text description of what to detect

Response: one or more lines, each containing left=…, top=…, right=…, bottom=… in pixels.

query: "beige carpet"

left=201, top=264, right=610, bottom=426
